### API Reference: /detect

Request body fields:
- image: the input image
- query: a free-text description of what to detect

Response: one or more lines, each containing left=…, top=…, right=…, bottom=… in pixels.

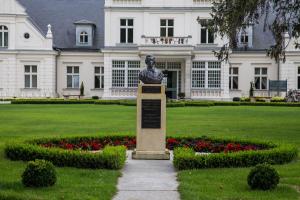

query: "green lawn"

left=0, top=105, right=299, bottom=200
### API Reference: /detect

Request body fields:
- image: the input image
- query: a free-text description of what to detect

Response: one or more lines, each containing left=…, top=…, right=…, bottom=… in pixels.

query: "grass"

left=0, top=104, right=299, bottom=199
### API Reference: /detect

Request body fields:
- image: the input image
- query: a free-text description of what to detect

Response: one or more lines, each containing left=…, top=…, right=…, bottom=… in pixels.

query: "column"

left=184, top=57, right=192, bottom=98
left=222, top=61, right=230, bottom=99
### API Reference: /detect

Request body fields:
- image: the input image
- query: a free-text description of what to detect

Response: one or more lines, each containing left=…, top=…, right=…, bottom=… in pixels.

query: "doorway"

left=164, top=71, right=178, bottom=99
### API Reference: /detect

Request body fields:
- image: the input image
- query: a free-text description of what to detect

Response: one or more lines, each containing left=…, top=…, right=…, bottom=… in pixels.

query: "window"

left=112, top=60, right=140, bottom=88
left=254, top=68, right=268, bottom=90
left=229, top=67, right=239, bottom=90
left=208, top=62, right=221, bottom=88
left=80, top=31, right=88, bottom=44
left=298, top=67, right=300, bottom=90
left=24, top=65, right=37, bottom=88
left=95, top=66, right=104, bottom=89
left=0, top=25, right=8, bottom=48
left=67, top=66, right=80, bottom=88
left=192, top=62, right=205, bottom=88
left=200, top=23, right=214, bottom=44
left=192, top=61, right=221, bottom=89
left=120, top=19, right=133, bottom=43
left=160, top=19, right=174, bottom=37
left=240, top=30, right=249, bottom=44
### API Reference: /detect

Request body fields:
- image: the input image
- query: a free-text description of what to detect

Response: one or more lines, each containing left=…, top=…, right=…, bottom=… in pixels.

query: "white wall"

left=0, top=0, right=55, bottom=98
left=57, top=52, right=105, bottom=98
left=105, top=8, right=226, bottom=47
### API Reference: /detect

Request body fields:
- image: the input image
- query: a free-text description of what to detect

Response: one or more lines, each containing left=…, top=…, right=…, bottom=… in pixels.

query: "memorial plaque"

left=142, top=99, right=161, bottom=129
left=142, top=86, right=161, bottom=94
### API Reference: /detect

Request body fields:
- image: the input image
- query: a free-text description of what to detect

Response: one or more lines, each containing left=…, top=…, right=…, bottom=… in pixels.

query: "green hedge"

left=0, top=193, right=24, bottom=200
left=11, top=99, right=96, bottom=104
left=173, top=142, right=298, bottom=170
left=7, top=99, right=300, bottom=107
left=5, top=143, right=126, bottom=170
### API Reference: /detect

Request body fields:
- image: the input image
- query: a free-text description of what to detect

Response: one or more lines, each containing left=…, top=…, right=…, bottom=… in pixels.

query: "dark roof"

left=17, top=0, right=105, bottom=50
left=252, top=14, right=276, bottom=50
left=17, top=0, right=275, bottom=51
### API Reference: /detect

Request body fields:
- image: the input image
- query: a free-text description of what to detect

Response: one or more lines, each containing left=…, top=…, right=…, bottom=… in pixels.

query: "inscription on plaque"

left=142, top=86, right=161, bottom=94
left=142, top=99, right=161, bottom=129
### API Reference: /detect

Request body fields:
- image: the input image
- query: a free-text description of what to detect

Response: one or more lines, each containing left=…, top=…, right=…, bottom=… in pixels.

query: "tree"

left=80, top=82, right=84, bottom=97
left=210, top=0, right=300, bottom=62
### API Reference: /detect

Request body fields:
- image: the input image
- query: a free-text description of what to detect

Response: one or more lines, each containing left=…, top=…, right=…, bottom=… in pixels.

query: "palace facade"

left=0, top=0, right=299, bottom=100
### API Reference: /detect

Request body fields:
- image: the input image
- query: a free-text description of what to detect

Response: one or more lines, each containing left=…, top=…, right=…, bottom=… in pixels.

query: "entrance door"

left=164, top=71, right=178, bottom=99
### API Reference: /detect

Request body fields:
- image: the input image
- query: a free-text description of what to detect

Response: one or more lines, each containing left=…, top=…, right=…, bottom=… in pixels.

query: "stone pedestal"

left=132, top=84, right=170, bottom=160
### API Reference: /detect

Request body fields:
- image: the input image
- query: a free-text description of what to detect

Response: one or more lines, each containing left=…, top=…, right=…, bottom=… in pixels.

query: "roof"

left=17, top=0, right=274, bottom=51
left=17, top=0, right=105, bottom=51
left=74, top=19, right=96, bottom=25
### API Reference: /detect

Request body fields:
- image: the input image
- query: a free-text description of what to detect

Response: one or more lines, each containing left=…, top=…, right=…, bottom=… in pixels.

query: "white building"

left=0, top=0, right=299, bottom=100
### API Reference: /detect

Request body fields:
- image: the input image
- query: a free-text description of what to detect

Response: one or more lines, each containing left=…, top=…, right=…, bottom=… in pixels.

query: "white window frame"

left=112, top=60, right=140, bottom=88
left=24, top=65, right=38, bottom=89
left=200, top=27, right=214, bottom=44
left=160, top=19, right=174, bottom=37
left=0, top=25, right=8, bottom=48
left=67, top=66, right=80, bottom=88
left=240, top=29, right=249, bottom=45
left=192, top=61, right=221, bottom=89
left=80, top=31, right=88, bottom=44
left=229, top=67, right=239, bottom=90
left=254, top=67, right=268, bottom=90
left=94, top=66, right=104, bottom=89
left=120, top=19, right=134, bottom=44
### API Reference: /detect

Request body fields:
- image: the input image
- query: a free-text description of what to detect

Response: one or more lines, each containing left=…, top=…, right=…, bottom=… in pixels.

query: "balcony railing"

left=142, top=36, right=192, bottom=45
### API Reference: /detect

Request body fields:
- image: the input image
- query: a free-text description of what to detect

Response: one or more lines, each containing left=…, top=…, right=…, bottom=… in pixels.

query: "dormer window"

left=74, top=20, right=95, bottom=47
left=0, top=25, right=8, bottom=48
left=80, top=31, right=88, bottom=44
left=240, top=30, right=249, bottom=45
left=238, top=25, right=253, bottom=48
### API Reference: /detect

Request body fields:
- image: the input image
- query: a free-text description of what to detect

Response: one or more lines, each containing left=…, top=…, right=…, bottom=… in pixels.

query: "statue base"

left=132, top=84, right=170, bottom=160
left=132, top=150, right=170, bottom=160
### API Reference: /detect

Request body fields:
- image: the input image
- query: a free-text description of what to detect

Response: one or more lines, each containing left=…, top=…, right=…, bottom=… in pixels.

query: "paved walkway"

left=113, top=151, right=180, bottom=200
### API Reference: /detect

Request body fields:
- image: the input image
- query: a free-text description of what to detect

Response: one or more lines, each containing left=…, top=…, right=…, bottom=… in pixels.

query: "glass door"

left=164, top=71, right=178, bottom=99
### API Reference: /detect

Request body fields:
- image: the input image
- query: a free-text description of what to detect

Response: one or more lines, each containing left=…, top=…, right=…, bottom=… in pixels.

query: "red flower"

left=91, top=142, right=101, bottom=151
left=64, top=143, right=74, bottom=150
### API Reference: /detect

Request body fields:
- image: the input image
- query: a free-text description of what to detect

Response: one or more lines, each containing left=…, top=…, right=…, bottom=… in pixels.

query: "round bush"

left=22, top=159, right=56, bottom=187
left=247, top=163, right=280, bottom=190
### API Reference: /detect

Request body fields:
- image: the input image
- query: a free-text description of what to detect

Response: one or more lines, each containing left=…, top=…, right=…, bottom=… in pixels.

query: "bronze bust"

left=139, top=55, right=164, bottom=84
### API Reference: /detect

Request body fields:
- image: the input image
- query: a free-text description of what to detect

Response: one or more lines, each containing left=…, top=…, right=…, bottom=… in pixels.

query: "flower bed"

left=5, top=136, right=297, bottom=170
left=35, top=136, right=265, bottom=154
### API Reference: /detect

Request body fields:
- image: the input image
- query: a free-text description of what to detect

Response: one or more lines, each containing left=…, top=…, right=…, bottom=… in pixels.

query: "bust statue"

left=139, top=55, right=164, bottom=84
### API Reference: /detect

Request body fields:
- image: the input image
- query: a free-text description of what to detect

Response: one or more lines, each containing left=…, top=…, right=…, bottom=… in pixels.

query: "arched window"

left=80, top=31, right=88, bottom=44
left=0, top=25, right=8, bottom=48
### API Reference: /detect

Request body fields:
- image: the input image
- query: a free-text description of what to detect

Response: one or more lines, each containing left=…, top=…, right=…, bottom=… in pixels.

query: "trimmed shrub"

left=271, top=97, right=285, bottom=102
left=184, top=102, right=213, bottom=107
left=5, top=143, right=126, bottom=170
left=22, top=159, right=56, bottom=187
left=233, top=97, right=241, bottom=102
left=214, top=102, right=240, bottom=106
left=167, top=102, right=186, bottom=107
left=92, top=96, right=99, bottom=100
left=247, top=163, right=280, bottom=190
left=173, top=143, right=297, bottom=170
left=11, top=99, right=95, bottom=104
left=94, top=100, right=121, bottom=105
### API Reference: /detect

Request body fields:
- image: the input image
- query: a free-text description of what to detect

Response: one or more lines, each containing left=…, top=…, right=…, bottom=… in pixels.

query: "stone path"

left=113, top=151, right=180, bottom=200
